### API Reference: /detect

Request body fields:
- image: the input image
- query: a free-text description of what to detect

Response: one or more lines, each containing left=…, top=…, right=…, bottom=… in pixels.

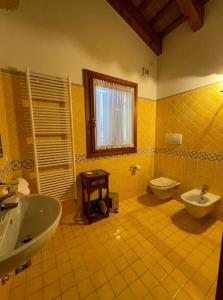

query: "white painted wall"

left=0, top=0, right=157, bottom=99
left=157, top=0, right=223, bottom=99
left=1, top=0, right=222, bottom=100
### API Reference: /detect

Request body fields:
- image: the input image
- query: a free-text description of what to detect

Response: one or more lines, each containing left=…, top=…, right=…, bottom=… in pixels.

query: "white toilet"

left=149, top=177, right=180, bottom=200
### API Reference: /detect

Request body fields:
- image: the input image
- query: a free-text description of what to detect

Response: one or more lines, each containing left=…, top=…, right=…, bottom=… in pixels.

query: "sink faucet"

left=0, top=191, right=18, bottom=221
left=201, top=184, right=208, bottom=199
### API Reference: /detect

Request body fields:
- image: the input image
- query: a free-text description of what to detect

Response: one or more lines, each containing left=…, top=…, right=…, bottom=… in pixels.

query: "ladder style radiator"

left=26, top=69, right=76, bottom=202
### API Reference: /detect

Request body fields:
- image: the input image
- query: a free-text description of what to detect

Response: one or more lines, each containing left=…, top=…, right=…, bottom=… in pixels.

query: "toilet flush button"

left=165, top=134, right=182, bottom=145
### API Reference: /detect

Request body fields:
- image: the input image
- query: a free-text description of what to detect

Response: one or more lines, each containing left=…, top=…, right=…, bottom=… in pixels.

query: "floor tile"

left=26, top=275, right=43, bottom=297
left=129, top=279, right=148, bottom=299
left=6, top=195, right=222, bottom=300
left=104, top=262, right=119, bottom=280
left=109, top=273, right=127, bottom=295
left=59, top=272, right=76, bottom=293
left=43, top=281, right=60, bottom=300
left=77, top=277, right=94, bottom=299
left=91, top=270, right=107, bottom=289
left=121, top=266, right=138, bottom=285
left=96, top=282, right=115, bottom=300
left=61, top=286, right=79, bottom=300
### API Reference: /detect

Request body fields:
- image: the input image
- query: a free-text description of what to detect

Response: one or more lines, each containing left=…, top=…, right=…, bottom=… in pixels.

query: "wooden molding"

left=216, top=234, right=223, bottom=300
left=175, top=0, right=204, bottom=31
left=83, top=69, right=137, bottom=158
left=106, top=0, right=162, bottom=55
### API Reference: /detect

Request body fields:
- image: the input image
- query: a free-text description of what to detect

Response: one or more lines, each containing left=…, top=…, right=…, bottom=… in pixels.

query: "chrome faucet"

left=0, top=189, right=18, bottom=221
left=201, top=184, right=208, bottom=199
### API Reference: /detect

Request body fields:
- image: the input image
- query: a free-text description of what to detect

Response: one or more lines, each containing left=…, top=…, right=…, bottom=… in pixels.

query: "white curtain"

left=93, top=78, right=134, bottom=149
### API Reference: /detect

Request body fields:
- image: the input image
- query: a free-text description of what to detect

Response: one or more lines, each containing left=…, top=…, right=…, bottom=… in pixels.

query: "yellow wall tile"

left=155, top=82, right=223, bottom=218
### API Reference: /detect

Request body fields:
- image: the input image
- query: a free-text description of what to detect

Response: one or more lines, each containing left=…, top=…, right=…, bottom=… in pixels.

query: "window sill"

left=86, top=147, right=137, bottom=158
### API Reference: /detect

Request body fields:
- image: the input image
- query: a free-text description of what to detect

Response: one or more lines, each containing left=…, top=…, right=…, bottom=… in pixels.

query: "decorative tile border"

left=0, top=161, right=12, bottom=181
left=155, top=148, right=223, bottom=162
left=1, top=147, right=222, bottom=179
left=11, top=159, right=35, bottom=170
left=0, top=159, right=35, bottom=181
left=75, top=147, right=155, bottom=163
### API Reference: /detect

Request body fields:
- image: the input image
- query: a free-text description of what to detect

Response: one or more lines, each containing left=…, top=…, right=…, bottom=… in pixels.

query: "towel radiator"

left=26, top=69, right=76, bottom=202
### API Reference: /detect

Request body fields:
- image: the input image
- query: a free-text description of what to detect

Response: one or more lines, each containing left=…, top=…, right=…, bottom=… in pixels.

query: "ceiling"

left=106, top=0, right=210, bottom=55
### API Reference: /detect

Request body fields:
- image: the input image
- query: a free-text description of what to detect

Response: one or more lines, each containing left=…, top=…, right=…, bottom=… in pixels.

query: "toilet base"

left=150, top=186, right=179, bottom=200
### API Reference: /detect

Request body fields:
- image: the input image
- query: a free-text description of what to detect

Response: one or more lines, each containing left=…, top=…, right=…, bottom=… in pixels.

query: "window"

left=83, top=69, right=137, bottom=158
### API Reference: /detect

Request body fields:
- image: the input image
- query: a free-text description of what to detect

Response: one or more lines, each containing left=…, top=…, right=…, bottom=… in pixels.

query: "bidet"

left=181, top=189, right=221, bottom=218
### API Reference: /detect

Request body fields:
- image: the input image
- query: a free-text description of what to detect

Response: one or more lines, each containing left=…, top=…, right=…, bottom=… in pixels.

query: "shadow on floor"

left=171, top=208, right=217, bottom=234
left=137, top=193, right=171, bottom=207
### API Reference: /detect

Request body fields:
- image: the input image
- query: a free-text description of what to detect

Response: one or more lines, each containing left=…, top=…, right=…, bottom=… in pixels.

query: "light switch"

left=165, top=134, right=182, bottom=145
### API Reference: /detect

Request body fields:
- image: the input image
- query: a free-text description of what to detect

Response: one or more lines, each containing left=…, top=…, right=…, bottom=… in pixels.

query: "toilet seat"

left=150, top=177, right=180, bottom=190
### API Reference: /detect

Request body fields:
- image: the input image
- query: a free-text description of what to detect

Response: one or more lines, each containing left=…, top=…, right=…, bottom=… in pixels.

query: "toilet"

left=149, top=177, right=180, bottom=200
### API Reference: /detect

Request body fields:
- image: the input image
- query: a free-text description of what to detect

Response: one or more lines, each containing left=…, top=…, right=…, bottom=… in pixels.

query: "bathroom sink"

left=181, top=189, right=221, bottom=218
left=0, top=194, right=62, bottom=277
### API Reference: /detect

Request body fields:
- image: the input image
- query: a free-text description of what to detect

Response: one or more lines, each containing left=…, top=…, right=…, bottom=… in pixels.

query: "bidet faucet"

left=201, top=184, right=208, bottom=199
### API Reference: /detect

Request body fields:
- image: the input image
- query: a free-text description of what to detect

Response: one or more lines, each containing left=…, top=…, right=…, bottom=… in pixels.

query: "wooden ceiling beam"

left=138, top=0, right=152, bottom=12
left=0, top=0, right=19, bottom=10
left=106, top=0, right=162, bottom=55
left=149, top=0, right=173, bottom=26
left=175, top=0, right=204, bottom=31
left=159, top=15, right=186, bottom=37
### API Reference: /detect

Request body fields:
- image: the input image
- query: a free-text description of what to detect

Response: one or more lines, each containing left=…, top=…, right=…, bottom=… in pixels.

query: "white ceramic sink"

left=181, top=189, right=221, bottom=218
left=0, top=194, right=62, bottom=277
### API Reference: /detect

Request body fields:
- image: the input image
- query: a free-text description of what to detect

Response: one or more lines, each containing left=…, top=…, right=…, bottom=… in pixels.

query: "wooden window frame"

left=83, top=69, right=137, bottom=158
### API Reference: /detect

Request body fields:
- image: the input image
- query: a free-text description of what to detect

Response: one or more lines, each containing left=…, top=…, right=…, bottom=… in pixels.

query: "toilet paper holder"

left=129, top=165, right=141, bottom=175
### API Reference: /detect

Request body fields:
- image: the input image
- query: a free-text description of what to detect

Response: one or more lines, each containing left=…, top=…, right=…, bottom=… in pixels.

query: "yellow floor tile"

left=174, top=289, right=192, bottom=300
left=104, top=263, right=119, bottom=280
left=85, top=291, right=99, bottom=300
left=91, top=270, right=107, bottom=289
left=131, top=259, right=147, bottom=277
left=57, top=262, right=72, bottom=278
left=25, top=290, right=43, bottom=300
left=121, top=266, right=138, bottom=285
left=161, top=275, right=179, bottom=295
left=59, top=272, right=76, bottom=293
left=129, top=279, right=149, bottom=299
left=109, top=273, right=127, bottom=295
left=26, top=275, right=43, bottom=297
left=114, top=256, right=129, bottom=272
left=170, top=268, right=188, bottom=287
left=183, top=280, right=206, bottom=300
left=42, top=258, right=57, bottom=273
left=9, top=284, right=25, bottom=300
left=5, top=195, right=222, bottom=300
left=96, top=283, right=115, bottom=300
left=61, top=286, right=79, bottom=300
left=151, top=285, right=171, bottom=300
left=43, top=281, right=60, bottom=300
left=140, top=270, right=158, bottom=290
left=43, top=268, right=59, bottom=287
left=77, top=277, right=94, bottom=299
left=150, top=263, right=167, bottom=281
left=74, top=265, right=89, bottom=283
left=117, top=287, right=136, bottom=300
left=27, top=264, right=42, bottom=281
left=12, top=272, right=27, bottom=288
